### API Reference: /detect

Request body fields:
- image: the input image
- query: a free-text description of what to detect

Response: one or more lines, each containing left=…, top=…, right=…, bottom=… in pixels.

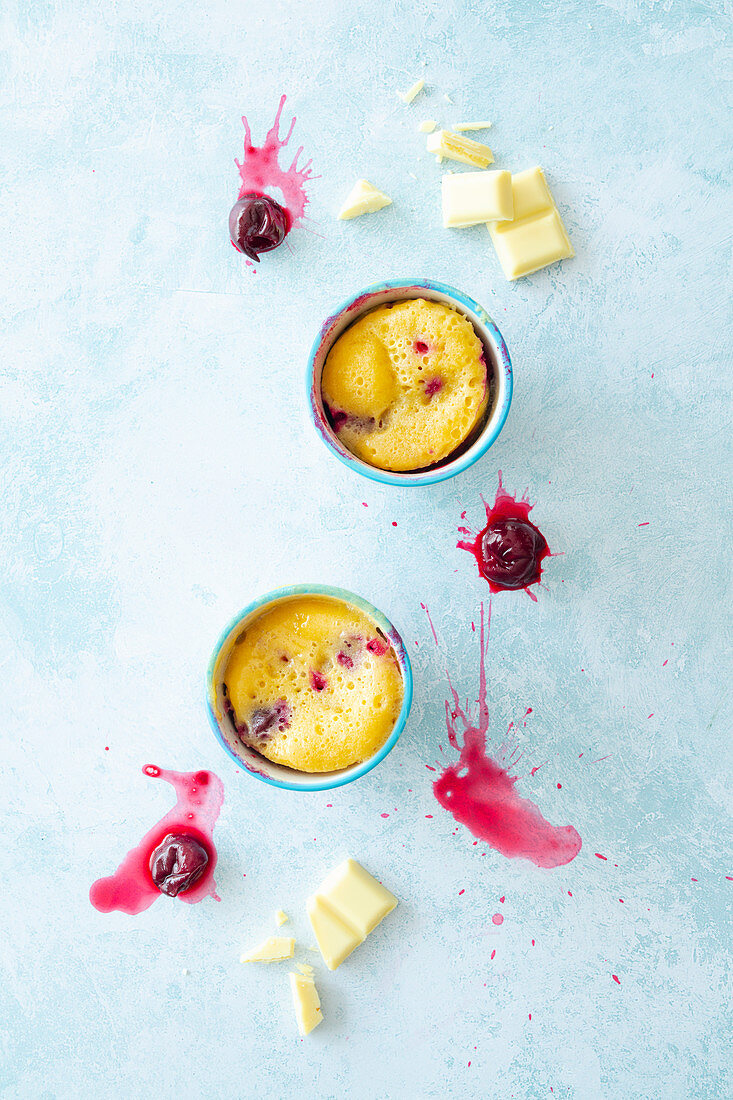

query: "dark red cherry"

left=479, top=517, right=548, bottom=589
left=249, top=699, right=291, bottom=740
left=310, top=670, right=328, bottom=692
left=149, top=834, right=209, bottom=896
left=423, top=376, right=443, bottom=398
left=229, top=193, right=289, bottom=261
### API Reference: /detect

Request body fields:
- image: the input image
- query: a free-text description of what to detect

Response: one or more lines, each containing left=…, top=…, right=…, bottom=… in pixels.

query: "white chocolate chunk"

left=442, top=170, right=513, bottom=227
left=488, top=166, right=573, bottom=280
left=426, top=129, right=493, bottom=168
left=454, top=121, right=492, bottom=131
left=307, top=858, right=398, bottom=970
left=274, top=909, right=289, bottom=927
left=240, top=936, right=295, bottom=963
left=307, top=895, right=360, bottom=970
left=289, top=972, right=322, bottom=1036
left=398, top=78, right=425, bottom=104
left=296, top=962, right=314, bottom=976
left=338, top=179, right=392, bottom=220
left=418, top=119, right=437, bottom=133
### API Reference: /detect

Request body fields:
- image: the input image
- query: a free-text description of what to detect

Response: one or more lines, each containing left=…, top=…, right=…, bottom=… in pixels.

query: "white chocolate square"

left=442, top=170, right=513, bottom=227
left=307, top=858, right=398, bottom=970
left=488, top=166, right=573, bottom=280
left=306, top=894, right=362, bottom=970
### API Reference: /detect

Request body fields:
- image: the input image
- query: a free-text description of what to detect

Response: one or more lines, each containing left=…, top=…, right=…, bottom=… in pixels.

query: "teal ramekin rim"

left=306, top=278, right=513, bottom=487
left=205, top=583, right=414, bottom=792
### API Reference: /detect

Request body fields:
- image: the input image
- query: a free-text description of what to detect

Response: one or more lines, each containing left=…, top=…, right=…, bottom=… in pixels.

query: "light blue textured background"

left=2, top=1, right=731, bottom=1097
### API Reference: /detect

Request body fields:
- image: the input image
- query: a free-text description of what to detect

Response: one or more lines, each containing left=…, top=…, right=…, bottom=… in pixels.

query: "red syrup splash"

left=458, top=472, right=551, bottom=601
left=231, top=94, right=316, bottom=259
left=432, top=605, right=582, bottom=869
left=89, top=766, right=224, bottom=915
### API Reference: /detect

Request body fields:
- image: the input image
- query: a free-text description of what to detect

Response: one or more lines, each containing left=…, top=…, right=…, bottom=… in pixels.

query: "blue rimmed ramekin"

left=307, top=278, right=513, bottom=487
left=205, top=584, right=413, bottom=792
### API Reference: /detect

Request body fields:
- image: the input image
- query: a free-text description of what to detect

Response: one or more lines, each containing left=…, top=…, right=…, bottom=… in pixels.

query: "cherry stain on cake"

left=229, top=95, right=316, bottom=262
left=458, top=472, right=551, bottom=601
left=432, top=604, right=582, bottom=869
left=89, top=766, right=224, bottom=915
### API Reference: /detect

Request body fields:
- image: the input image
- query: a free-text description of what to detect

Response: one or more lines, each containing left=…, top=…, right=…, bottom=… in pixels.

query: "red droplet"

left=499, top=896, right=505, bottom=903
left=612, top=974, right=621, bottom=985
left=490, top=949, right=496, bottom=960
left=595, top=853, right=607, bottom=860
left=492, top=913, right=504, bottom=925
left=380, top=813, right=389, bottom=819
left=391, top=521, right=398, bottom=527
left=459, top=889, right=465, bottom=896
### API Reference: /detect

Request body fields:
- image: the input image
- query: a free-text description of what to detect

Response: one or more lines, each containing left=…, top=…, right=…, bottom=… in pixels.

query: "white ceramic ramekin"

left=307, top=278, right=513, bottom=486
left=205, top=584, right=413, bottom=792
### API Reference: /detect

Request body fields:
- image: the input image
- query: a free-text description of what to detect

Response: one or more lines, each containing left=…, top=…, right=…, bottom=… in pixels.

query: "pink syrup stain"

left=89, top=766, right=224, bottom=915
left=235, top=95, right=315, bottom=234
left=457, top=472, right=552, bottom=601
left=492, top=913, right=504, bottom=925
left=432, top=604, right=582, bottom=869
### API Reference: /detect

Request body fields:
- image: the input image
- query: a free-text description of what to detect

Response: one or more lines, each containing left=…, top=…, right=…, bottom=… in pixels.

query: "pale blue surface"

left=1, top=1, right=731, bottom=1097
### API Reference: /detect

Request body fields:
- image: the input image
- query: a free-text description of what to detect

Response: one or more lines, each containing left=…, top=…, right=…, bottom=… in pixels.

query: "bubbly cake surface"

left=321, top=298, right=489, bottom=471
left=222, top=596, right=404, bottom=773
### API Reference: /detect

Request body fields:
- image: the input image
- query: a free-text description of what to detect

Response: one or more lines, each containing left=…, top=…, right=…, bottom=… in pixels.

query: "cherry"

left=249, top=699, right=291, bottom=740
left=366, top=636, right=388, bottom=656
left=424, top=377, right=443, bottom=398
left=479, top=517, right=548, bottom=590
left=229, top=192, right=289, bottom=261
left=149, top=834, right=209, bottom=896
left=336, top=636, right=362, bottom=669
left=310, top=670, right=328, bottom=692
left=328, top=408, right=349, bottom=431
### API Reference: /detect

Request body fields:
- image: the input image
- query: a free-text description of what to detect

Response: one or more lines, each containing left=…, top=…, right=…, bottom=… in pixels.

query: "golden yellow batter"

left=222, top=596, right=404, bottom=773
left=321, top=298, right=488, bottom=471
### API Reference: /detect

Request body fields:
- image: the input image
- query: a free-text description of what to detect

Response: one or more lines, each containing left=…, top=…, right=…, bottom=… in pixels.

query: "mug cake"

left=321, top=298, right=489, bottom=472
left=217, top=594, right=404, bottom=774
